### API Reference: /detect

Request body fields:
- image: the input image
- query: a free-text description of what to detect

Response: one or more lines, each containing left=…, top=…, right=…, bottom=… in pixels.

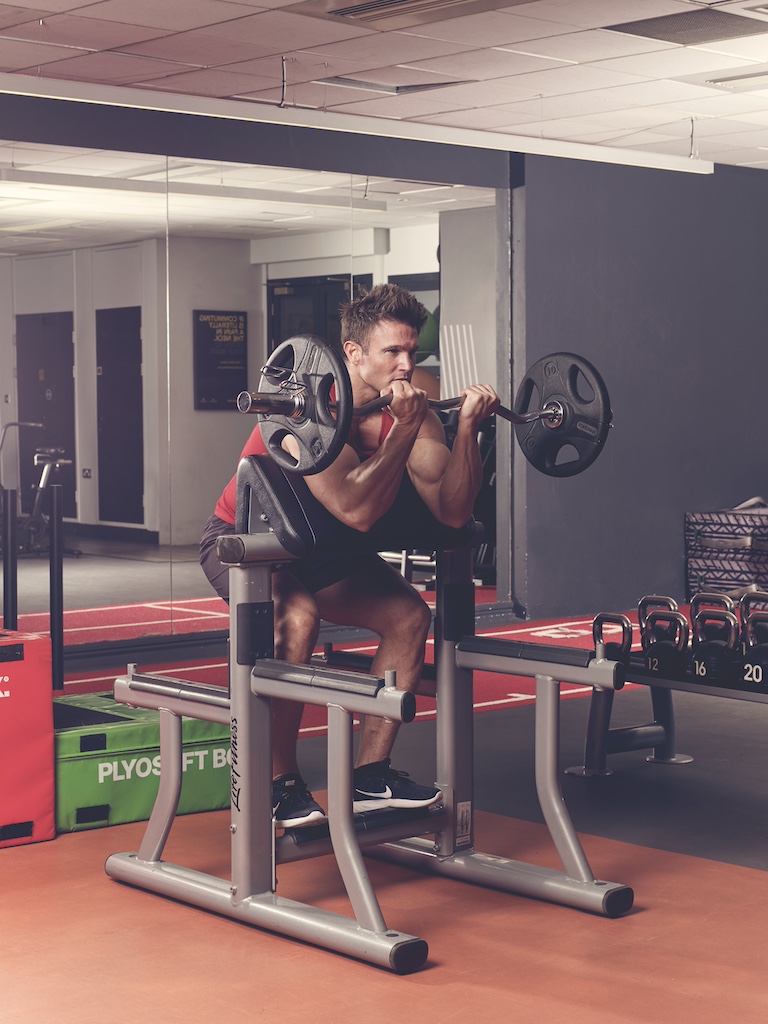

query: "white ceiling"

left=4, top=0, right=768, bottom=253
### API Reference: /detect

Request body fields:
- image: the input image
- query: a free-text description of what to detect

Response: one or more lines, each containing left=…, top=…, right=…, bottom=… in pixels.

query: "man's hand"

left=459, top=384, right=500, bottom=428
left=385, top=380, right=429, bottom=428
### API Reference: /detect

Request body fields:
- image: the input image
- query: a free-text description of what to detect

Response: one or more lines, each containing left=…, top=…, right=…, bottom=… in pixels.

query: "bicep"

left=406, top=420, right=450, bottom=510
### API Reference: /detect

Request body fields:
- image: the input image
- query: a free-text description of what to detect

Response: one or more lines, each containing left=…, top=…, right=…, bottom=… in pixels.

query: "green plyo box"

left=53, top=692, right=230, bottom=832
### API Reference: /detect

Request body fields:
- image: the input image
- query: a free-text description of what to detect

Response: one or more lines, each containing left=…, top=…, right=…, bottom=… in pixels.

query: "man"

left=200, top=283, right=499, bottom=828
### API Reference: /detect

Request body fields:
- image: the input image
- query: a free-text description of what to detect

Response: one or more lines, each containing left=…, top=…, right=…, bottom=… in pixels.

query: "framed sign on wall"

left=193, top=310, right=247, bottom=410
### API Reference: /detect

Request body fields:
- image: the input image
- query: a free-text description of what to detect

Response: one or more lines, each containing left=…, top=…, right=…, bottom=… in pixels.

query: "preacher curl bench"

left=105, top=455, right=633, bottom=973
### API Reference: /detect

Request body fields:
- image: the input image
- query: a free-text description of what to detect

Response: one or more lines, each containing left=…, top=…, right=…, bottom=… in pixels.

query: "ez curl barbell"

left=236, top=334, right=612, bottom=479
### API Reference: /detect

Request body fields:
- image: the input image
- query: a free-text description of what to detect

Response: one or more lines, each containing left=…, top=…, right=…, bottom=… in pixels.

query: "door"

left=15, top=311, right=77, bottom=518
left=96, top=306, right=144, bottom=524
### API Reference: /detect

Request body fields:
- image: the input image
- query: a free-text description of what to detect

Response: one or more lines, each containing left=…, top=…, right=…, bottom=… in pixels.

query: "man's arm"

left=297, top=381, right=429, bottom=532
left=406, top=385, right=499, bottom=528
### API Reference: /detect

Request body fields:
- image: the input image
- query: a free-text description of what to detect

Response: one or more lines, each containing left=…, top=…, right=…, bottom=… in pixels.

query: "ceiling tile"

left=690, top=35, right=768, bottom=61
left=119, top=30, right=280, bottom=67
left=728, top=108, right=768, bottom=126
left=299, top=30, right=475, bottom=64
left=0, top=14, right=172, bottom=48
left=26, top=50, right=200, bottom=83
left=0, top=6, right=49, bottom=31
left=496, top=27, right=679, bottom=62
left=592, top=48, right=760, bottom=78
left=65, top=0, right=258, bottom=31
left=3, top=0, right=95, bottom=11
left=651, top=115, right=768, bottom=138
left=595, top=78, right=726, bottom=105
left=654, top=92, right=768, bottom=116
left=489, top=61, right=648, bottom=95
left=199, top=9, right=372, bottom=49
left=508, top=0, right=693, bottom=30
left=225, top=51, right=380, bottom=82
left=136, top=67, right=276, bottom=96
left=690, top=124, right=768, bottom=147
left=0, top=36, right=87, bottom=67
left=401, top=10, right=579, bottom=47
left=403, top=48, right=567, bottom=80
left=412, top=105, right=543, bottom=129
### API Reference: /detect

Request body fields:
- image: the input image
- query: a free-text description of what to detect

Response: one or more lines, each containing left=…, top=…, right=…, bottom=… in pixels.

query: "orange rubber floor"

left=3, top=805, right=767, bottom=1024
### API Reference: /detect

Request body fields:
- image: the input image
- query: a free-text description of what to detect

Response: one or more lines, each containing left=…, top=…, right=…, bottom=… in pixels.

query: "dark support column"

left=49, top=484, right=64, bottom=690
left=2, top=488, right=18, bottom=631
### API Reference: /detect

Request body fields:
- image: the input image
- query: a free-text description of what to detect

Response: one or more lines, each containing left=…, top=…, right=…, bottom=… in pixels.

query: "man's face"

left=348, top=319, right=419, bottom=393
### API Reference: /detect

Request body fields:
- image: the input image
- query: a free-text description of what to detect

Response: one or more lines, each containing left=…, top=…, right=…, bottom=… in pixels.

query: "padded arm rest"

left=235, top=455, right=316, bottom=558
left=235, top=453, right=482, bottom=560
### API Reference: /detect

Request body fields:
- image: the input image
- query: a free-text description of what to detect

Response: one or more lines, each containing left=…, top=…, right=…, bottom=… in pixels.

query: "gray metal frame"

left=105, top=533, right=633, bottom=973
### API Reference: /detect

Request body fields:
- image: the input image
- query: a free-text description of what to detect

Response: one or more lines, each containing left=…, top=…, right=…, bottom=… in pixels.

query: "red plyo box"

left=0, top=631, right=55, bottom=848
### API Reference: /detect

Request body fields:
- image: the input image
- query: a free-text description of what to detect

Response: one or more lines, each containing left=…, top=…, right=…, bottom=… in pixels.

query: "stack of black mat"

left=685, top=497, right=768, bottom=599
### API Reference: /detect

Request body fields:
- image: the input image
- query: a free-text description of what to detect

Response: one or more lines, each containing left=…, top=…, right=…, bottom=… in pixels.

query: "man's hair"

left=340, top=283, right=428, bottom=352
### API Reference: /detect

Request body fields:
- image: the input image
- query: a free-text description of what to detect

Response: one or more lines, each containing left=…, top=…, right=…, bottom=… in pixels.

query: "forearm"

left=433, top=423, right=484, bottom=527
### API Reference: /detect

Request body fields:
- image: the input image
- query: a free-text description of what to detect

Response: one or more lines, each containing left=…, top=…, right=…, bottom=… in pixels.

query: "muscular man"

left=200, top=283, right=498, bottom=828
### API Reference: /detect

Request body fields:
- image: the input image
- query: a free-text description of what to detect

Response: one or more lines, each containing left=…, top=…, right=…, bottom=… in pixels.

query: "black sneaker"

left=272, top=774, right=326, bottom=828
left=353, top=759, right=441, bottom=812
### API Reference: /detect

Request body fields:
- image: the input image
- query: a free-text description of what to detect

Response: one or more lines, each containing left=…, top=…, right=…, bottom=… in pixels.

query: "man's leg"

left=315, top=559, right=439, bottom=809
left=271, top=569, right=319, bottom=778
left=269, top=569, right=326, bottom=827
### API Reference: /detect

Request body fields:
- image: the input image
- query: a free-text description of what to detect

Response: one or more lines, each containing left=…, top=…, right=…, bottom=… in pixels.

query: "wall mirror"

left=0, top=132, right=502, bottom=661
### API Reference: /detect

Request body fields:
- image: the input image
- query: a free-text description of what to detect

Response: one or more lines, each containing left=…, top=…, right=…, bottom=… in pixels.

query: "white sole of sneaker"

left=352, top=793, right=442, bottom=813
left=275, top=809, right=327, bottom=829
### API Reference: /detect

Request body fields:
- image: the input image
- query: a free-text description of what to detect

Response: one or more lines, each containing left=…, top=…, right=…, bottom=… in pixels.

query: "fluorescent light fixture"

left=312, top=75, right=470, bottom=94
left=0, top=73, right=715, bottom=175
left=707, top=68, right=768, bottom=88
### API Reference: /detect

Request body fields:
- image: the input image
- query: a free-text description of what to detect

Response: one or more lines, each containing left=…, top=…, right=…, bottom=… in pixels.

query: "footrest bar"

left=367, top=839, right=634, bottom=918
left=104, top=853, right=428, bottom=974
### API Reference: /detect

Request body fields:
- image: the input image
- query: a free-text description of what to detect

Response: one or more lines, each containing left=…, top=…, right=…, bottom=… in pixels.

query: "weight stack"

left=685, top=498, right=768, bottom=600
left=0, top=631, right=55, bottom=849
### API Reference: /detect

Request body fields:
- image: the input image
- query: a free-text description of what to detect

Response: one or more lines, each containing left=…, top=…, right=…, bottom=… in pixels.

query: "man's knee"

left=274, top=593, right=320, bottom=660
left=385, top=591, right=431, bottom=644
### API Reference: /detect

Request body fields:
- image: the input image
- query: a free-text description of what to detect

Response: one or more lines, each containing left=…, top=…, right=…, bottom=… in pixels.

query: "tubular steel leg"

left=434, top=546, right=477, bottom=856
left=136, top=709, right=184, bottom=863
left=228, top=562, right=275, bottom=902
left=326, top=704, right=389, bottom=935
left=535, top=675, right=594, bottom=883
left=646, top=686, right=693, bottom=765
left=565, top=687, right=615, bottom=777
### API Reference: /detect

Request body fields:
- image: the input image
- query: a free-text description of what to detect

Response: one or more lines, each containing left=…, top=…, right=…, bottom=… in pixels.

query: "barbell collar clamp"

left=237, top=390, right=306, bottom=418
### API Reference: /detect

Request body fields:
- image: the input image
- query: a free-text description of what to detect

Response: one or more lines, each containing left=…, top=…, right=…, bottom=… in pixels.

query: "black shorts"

left=199, top=513, right=382, bottom=601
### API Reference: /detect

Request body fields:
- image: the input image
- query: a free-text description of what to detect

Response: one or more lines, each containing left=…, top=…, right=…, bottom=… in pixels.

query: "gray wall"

left=512, top=156, right=768, bottom=619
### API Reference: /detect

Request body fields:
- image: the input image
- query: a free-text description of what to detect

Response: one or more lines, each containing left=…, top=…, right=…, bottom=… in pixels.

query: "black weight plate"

left=258, top=334, right=352, bottom=475
left=513, top=352, right=612, bottom=478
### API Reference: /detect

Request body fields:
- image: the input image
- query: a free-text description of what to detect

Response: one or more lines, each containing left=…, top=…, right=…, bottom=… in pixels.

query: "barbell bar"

left=237, top=384, right=563, bottom=426
left=236, top=334, right=612, bottom=479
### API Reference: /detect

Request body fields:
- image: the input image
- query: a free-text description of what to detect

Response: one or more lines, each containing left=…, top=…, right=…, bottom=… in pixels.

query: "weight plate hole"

left=554, top=443, right=580, bottom=467
left=571, top=367, right=596, bottom=405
